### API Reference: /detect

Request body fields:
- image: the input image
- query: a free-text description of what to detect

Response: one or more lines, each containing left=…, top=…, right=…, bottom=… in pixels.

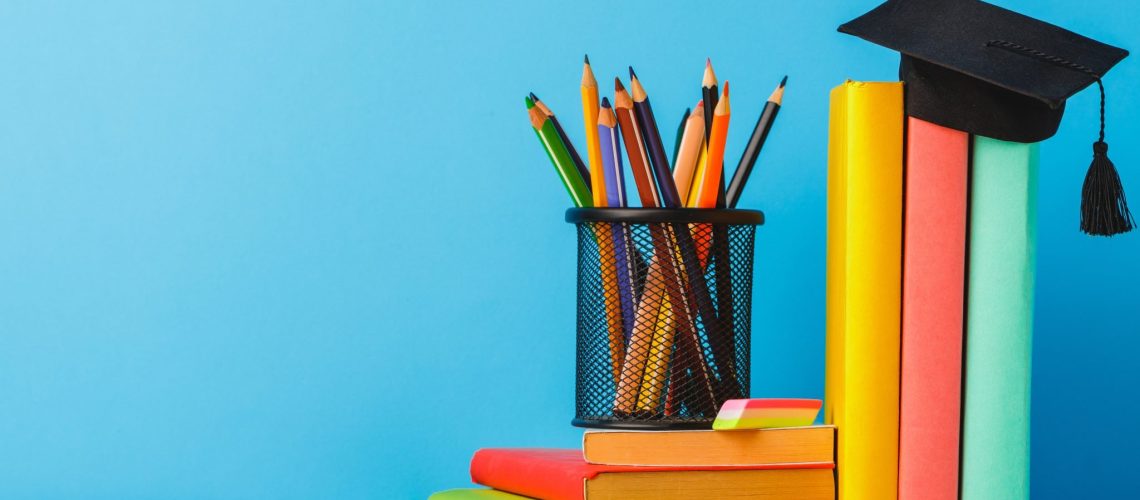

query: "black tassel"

left=985, top=41, right=1134, bottom=236
left=1081, top=141, right=1134, bottom=236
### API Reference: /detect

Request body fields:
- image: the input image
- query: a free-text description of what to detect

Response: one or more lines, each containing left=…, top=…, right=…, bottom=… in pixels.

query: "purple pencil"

left=598, top=99, right=636, bottom=341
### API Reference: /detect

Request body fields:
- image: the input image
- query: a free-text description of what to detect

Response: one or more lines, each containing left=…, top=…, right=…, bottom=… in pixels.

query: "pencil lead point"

left=584, top=54, right=590, bottom=64
left=628, top=66, right=637, bottom=79
left=706, top=57, right=712, bottom=68
left=525, top=95, right=534, bottom=107
left=723, top=81, right=730, bottom=96
left=697, top=100, right=704, bottom=107
left=601, top=97, right=611, bottom=108
left=528, top=92, right=538, bottom=101
left=614, top=77, right=625, bottom=91
left=779, top=75, right=788, bottom=88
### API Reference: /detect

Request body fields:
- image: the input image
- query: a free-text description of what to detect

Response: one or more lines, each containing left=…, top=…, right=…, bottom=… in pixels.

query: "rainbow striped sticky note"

left=712, top=398, right=823, bottom=430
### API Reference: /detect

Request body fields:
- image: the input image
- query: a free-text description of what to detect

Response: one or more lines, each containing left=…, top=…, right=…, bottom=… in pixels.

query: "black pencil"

left=701, top=59, right=718, bottom=144
left=530, top=92, right=591, bottom=194
left=726, top=76, right=786, bottom=208
left=628, top=67, right=681, bottom=207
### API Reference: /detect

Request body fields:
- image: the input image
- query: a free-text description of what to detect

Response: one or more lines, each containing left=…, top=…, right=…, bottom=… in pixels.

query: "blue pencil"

left=599, top=99, right=636, bottom=342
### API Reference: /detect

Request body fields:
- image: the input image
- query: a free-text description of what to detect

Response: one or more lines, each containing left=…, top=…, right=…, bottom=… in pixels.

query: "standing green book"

left=961, top=136, right=1037, bottom=500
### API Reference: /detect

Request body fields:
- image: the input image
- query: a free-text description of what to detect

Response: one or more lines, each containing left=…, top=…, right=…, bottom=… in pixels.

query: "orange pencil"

left=690, top=83, right=731, bottom=266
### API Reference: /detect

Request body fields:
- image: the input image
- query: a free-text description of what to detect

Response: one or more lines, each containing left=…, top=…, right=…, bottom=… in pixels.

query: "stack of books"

left=430, top=426, right=835, bottom=499
left=824, top=2, right=1128, bottom=500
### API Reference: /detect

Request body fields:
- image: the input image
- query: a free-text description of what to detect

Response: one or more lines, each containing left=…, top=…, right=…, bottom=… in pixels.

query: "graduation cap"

left=840, top=0, right=1134, bottom=236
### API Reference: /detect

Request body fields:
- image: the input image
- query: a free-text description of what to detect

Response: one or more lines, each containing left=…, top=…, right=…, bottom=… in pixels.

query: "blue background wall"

left=1, top=0, right=1135, bottom=498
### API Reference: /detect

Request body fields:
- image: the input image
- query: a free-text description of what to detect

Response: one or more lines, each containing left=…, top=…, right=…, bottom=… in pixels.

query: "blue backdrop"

left=1, top=1, right=1135, bottom=498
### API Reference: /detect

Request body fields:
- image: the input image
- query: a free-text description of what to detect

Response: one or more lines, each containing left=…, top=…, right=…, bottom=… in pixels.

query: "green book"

left=961, top=136, right=1037, bottom=500
left=428, top=488, right=532, bottom=500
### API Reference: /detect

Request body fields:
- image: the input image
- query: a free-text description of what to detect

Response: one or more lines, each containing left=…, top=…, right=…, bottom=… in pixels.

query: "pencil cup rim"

left=565, top=208, right=764, bottom=225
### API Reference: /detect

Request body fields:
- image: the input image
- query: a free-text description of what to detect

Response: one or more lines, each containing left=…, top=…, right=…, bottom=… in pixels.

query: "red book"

left=899, top=117, right=968, bottom=500
left=470, top=448, right=835, bottom=500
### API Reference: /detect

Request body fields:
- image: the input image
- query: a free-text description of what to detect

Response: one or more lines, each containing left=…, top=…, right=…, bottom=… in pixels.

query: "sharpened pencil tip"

left=528, top=92, right=538, bottom=101
left=584, top=54, right=590, bottom=64
left=628, top=66, right=637, bottom=79
left=601, top=97, right=612, bottom=108
left=780, top=75, right=788, bottom=88
left=706, top=58, right=712, bottom=68
left=525, top=95, right=534, bottom=107
left=614, top=77, right=625, bottom=91
left=723, top=81, right=730, bottom=96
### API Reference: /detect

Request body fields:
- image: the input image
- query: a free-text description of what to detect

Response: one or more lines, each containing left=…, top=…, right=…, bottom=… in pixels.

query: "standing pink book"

left=899, top=117, right=968, bottom=500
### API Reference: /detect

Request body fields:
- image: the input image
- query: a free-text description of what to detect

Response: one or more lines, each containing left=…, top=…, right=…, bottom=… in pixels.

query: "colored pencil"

left=527, top=102, right=592, bottom=207
left=628, top=67, right=681, bottom=208
left=598, top=99, right=629, bottom=209
left=702, top=59, right=718, bottom=143
left=614, top=78, right=661, bottom=208
left=628, top=70, right=725, bottom=409
left=702, top=59, right=729, bottom=205
left=673, top=100, right=706, bottom=206
left=673, top=107, right=691, bottom=166
left=726, top=76, right=786, bottom=207
left=531, top=92, right=591, bottom=193
left=599, top=99, right=637, bottom=343
left=581, top=55, right=608, bottom=208
left=693, top=82, right=732, bottom=209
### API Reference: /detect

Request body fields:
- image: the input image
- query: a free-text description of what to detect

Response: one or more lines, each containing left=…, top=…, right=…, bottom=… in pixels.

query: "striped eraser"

left=712, top=398, right=823, bottom=430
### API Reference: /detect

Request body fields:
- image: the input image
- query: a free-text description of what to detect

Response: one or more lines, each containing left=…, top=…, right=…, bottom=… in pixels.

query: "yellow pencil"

left=581, top=55, right=607, bottom=207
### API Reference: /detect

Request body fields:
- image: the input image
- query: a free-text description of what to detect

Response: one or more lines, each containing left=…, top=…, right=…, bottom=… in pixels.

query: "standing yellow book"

left=824, top=80, right=903, bottom=500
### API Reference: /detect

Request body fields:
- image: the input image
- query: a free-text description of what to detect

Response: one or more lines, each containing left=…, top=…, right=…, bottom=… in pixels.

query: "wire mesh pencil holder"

left=566, top=208, right=764, bottom=429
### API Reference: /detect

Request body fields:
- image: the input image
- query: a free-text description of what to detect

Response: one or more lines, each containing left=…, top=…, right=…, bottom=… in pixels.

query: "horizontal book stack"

left=430, top=426, right=836, bottom=500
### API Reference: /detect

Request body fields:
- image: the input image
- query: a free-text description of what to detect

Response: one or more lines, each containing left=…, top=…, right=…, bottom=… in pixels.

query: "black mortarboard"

left=840, top=0, right=1134, bottom=236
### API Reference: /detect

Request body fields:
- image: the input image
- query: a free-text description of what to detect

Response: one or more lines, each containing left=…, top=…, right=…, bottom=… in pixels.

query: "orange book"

left=582, top=426, right=834, bottom=467
left=898, top=118, right=968, bottom=500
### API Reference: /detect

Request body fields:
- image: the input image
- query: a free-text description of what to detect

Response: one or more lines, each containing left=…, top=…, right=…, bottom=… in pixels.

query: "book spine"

left=825, top=81, right=904, bottom=500
left=961, top=136, right=1037, bottom=500
left=898, top=118, right=968, bottom=500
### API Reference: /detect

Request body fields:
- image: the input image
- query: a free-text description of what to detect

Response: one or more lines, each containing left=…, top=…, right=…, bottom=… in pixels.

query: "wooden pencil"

left=614, top=78, right=661, bottom=208
left=614, top=82, right=718, bottom=414
left=527, top=101, right=592, bottom=207
left=628, top=70, right=723, bottom=412
left=673, top=100, right=706, bottom=206
left=581, top=55, right=608, bottom=207
left=693, top=82, right=732, bottom=209
left=531, top=92, right=591, bottom=193
left=628, top=67, right=681, bottom=208
left=673, top=107, right=691, bottom=166
left=726, top=76, right=786, bottom=207
left=702, top=59, right=728, bottom=206
left=702, top=59, right=718, bottom=143
left=599, top=98, right=637, bottom=346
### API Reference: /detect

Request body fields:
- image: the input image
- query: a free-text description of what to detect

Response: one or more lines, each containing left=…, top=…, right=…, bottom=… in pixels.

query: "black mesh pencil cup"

left=566, top=208, right=764, bottom=429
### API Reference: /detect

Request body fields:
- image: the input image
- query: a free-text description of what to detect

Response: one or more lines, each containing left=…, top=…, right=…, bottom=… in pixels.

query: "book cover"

left=582, top=426, right=834, bottom=467
left=960, top=136, right=1037, bottom=500
left=470, top=448, right=833, bottom=500
left=824, top=80, right=904, bottom=500
left=898, top=117, right=968, bottom=500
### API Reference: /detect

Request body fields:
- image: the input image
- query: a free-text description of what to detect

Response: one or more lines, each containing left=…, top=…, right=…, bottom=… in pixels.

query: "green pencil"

left=528, top=101, right=592, bottom=207
left=673, top=107, right=690, bottom=169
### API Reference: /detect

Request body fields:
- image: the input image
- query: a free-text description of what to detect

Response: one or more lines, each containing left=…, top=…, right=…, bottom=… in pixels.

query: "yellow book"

left=824, top=80, right=903, bottom=500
